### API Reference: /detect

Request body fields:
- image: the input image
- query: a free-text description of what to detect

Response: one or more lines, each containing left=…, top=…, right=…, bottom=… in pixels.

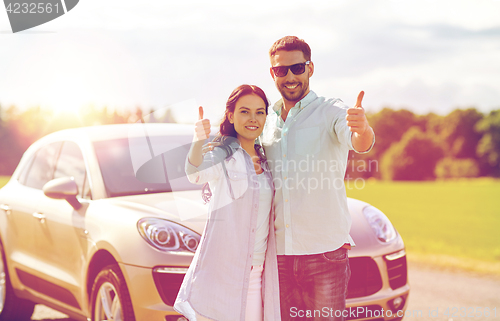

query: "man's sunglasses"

left=271, top=61, right=311, bottom=77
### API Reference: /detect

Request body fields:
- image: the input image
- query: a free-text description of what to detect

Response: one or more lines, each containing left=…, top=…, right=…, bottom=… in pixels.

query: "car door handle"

left=0, top=204, right=11, bottom=215
left=32, top=212, right=46, bottom=223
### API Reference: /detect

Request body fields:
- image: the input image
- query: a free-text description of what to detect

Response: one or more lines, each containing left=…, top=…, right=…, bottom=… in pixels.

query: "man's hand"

left=194, top=106, right=211, bottom=141
left=347, top=91, right=374, bottom=153
left=346, top=91, right=369, bottom=135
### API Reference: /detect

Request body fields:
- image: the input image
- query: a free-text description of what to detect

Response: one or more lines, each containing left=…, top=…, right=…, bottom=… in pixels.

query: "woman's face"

left=229, top=94, right=267, bottom=145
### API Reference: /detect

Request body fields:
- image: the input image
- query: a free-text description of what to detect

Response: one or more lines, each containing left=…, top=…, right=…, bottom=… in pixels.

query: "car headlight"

left=137, top=218, right=200, bottom=253
left=362, top=206, right=397, bottom=242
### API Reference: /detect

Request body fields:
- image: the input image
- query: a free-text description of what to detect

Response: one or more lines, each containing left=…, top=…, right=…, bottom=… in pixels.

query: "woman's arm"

left=188, top=140, right=206, bottom=167
left=186, top=106, right=228, bottom=184
left=185, top=145, right=226, bottom=184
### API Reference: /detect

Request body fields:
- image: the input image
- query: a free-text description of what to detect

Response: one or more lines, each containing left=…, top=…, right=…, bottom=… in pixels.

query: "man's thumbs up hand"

left=194, top=106, right=211, bottom=141
left=355, top=91, right=364, bottom=108
left=346, top=91, right=369, bottom=135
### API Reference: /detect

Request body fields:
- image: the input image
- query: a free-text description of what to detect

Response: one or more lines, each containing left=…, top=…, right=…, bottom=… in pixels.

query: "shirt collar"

left=272, top=90, right=318, bottom=116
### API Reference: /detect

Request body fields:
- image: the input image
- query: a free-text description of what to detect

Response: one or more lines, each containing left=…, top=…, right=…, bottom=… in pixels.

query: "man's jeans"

left=277, top=248, right=351, bottom=320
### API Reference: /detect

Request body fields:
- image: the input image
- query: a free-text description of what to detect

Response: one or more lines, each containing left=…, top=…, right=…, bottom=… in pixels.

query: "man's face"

left=270, top=50, right=314, bottom=106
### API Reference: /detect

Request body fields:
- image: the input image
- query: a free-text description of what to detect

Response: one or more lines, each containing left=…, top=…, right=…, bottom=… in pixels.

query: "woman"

left=174, top=85, right=280, bottom=321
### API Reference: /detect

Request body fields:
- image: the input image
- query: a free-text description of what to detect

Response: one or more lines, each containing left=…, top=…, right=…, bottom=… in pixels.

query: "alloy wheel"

left=94, top=281, right=123, bottom=321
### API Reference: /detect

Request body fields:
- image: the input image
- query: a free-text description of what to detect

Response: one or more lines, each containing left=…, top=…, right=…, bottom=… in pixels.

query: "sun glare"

left=43, top=76, right=89, bottom=116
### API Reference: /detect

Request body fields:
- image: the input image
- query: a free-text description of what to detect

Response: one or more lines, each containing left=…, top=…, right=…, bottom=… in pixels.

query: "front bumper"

left=345, top=252, right=410, bottom=321
left=119, top=253, right=410, bottom=321
left=120, top=263, right=186, bottom=321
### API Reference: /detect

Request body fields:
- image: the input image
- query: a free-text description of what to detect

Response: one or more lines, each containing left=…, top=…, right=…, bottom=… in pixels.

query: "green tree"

left=0, top=105, right=53, bottom=175
left=367, top=108, right=420, bottom=161
left=475, top=109, right=500, bottom=176
left=381, top=126, right=445, bottom=180
left=435, top=157, right=480, bottom=179
left=430, top=108, right=483, bottom=159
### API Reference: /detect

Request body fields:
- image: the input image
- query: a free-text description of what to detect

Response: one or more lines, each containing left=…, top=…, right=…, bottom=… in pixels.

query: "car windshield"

left=94, top=136, right=200, bottom=197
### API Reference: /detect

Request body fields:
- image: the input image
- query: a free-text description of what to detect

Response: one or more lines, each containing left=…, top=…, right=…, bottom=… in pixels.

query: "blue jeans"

left=277, top=248, right=351, bottom=320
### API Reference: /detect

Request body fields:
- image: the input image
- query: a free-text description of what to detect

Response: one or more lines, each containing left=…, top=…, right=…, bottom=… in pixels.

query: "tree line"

left=0, top=103, right=499, bottom=180
left=346, top=107, right=500, bottom=180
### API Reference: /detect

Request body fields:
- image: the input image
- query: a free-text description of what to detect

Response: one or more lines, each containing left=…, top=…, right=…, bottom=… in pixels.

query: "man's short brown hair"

left=269, top=36, right=311, bottom=61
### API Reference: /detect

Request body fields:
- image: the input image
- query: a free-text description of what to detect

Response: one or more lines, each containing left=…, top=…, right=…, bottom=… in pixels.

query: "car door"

left=2, top=142, right=68, bottom=291
left=2, top=142, right=62, bottom=284
left=33, top=140, right=92, bottom=312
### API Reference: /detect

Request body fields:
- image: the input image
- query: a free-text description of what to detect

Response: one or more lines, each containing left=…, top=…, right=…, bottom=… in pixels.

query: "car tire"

left=90, top=264, right=135, bottom=321
left=0, top=242, right=36, bottom=321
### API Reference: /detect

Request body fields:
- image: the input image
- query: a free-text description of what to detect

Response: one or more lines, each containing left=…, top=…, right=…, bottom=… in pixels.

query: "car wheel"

left=90, top=264, right=135, bottom=321
left=0, top=242, right=35, bottom=321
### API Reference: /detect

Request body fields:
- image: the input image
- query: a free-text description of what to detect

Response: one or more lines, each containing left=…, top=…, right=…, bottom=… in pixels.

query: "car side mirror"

left=43, top=177, right=82, bottom=210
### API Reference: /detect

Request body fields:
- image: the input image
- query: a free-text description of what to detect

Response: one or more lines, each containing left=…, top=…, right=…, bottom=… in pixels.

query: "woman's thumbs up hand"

left=194, top=106, right=211, bottom=141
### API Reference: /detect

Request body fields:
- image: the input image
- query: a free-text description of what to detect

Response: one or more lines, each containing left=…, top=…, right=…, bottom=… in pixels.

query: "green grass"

left=0, top=176, right=10, bottom=188
left=346, top=178, right=500, bottom=275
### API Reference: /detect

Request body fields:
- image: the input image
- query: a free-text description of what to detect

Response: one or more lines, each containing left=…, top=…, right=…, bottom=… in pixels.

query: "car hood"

left=104, top=193, right=404, bottom=257
left=104, top=190, right=209, bottom=234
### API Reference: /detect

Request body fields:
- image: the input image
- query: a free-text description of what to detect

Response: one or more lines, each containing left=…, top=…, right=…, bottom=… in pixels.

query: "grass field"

left=0, top=176, right=9, bottom=188
left=346, top=178, right=500, bottom=275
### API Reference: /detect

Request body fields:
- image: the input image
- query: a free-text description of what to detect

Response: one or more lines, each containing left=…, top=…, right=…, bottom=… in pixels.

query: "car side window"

left=18, top=153, right=35, bottom=185
left=53, top=141, right=92, bottom=199
left=24, top=142, right=62, bottom=190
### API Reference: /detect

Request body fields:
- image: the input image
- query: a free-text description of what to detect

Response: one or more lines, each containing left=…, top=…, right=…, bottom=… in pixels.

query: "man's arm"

left=346, top=91, right=374, bottom=153
left=352, top=126, right=374, bottom=152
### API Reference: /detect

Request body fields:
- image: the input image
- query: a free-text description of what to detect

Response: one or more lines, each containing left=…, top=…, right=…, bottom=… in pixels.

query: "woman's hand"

left=202, top=141, right=221, bottom=154
left=189, top=106, right=211, bottom=167
left=194, top=106, right=211, bottom=141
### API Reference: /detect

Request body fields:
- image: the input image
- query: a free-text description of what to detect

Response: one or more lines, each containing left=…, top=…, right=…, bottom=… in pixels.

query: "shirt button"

left=286, top=224, right=290, bottom=228
left=283, top=154, right=286, bottom=158
left=285, top=199, right=288, bottom=202
left=284, top=176, right=287, bottom=180
left=283, top=133, right=287, bottom=136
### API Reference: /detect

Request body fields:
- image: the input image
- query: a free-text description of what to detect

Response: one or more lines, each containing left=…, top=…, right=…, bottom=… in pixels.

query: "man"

left=261, top=36, right=375, bottom=320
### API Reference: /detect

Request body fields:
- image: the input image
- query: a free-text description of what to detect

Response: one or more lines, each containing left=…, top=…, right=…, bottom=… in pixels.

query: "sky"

left=1, top=0, right=500, bottom=124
